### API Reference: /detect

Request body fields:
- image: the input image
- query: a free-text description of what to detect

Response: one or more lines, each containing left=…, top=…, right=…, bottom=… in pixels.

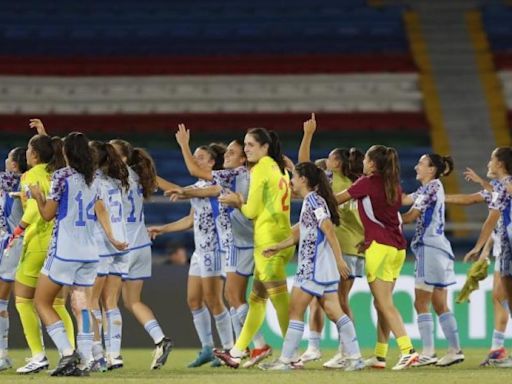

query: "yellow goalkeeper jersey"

left=241, top=156, right=292, bottom=248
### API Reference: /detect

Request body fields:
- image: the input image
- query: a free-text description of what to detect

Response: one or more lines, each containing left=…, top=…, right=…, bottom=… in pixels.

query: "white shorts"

left=343, top=254, right=364, bottom=279
left=123, top=245, right=152, bottom=281
left=415, top=245, right=455, bottom=290
left=97, top=256, right=112, bottom=276
left=293, top=277, right=339, bottom=298
left=0, top=235, right=23, bottom=282
left=225, top=246, right=254, bottom=276
left=189, top=250, right=224, bottom=278
left=109, top=253, right=129, bottom=277
left=42, top=256, right=98, bottom=287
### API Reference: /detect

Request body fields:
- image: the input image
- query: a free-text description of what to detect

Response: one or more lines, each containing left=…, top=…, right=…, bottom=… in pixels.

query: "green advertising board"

left=258, top=261, right=507, bottom=348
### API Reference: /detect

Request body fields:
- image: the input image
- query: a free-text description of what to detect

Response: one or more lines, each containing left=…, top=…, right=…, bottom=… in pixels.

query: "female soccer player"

left=335, top=145, right=418, bottom=370
left=149, top=141, right=235, bottom=368
left=297, top=114, right=365, bottom=367
left=30, top=132, right=127, bottom=376
left=214, top=128, right=293, bottom=368
left=445, top=147, right=512, bottom=366
left=169, top=124, right=272, bottom=367
left=88, top=140, right=130, bottom=371
left=401, top=154, right=463, bottom=367
left=14, top=120, right=75, bottom=374
left=109, top=139, right=173, bottom=370
left=0, top=147, right=27, bottom=371
left=259, top=162, right=364, bottom=371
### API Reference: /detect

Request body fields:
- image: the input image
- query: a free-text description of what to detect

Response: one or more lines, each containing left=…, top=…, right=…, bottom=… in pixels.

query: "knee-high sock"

left=106, top=308, right=122, bottom=357
left=53, top=297, right=75, bottom=348
left=439, top=312, right=460, bottom=352
left=268, top=285, right=289, bottom=337
left=214, top=309, right=234, bottom=349
left=191, top=307, right=213, bottom=348
left=15, top=297, right=44, bottom=357
left=281, top=320, right=304, bottom=362
left=417, top=313, right=434, bottom=356
left=0, top=300, right=9, bottom=357
left=233, top=293, right=267, bottom=354
left=47, top=320, right=73, bottom=357
left=336, top=315, right=361, bottom=359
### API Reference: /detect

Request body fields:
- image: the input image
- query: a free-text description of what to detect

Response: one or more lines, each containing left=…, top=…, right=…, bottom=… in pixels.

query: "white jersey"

left=410, top=179, right=454, bottom=258
left=190, top=179, right=222, bottom=254
left=0, top=171, right=22, bottom=235
left=93, top=170, right=128, bottom=256
left=212, top=166, right=253, bottom=249
left=297, top=191, right=340, bottom=285
left=47, top=167, right=99, bottom=262
left=123, top=167, right=151, bottom=250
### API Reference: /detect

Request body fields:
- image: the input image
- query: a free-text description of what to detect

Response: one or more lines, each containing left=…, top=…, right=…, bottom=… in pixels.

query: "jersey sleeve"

left=0, top=172, right=18, bottom=193
left=487, top=184, right=509, bottom=211
left=412, top=182, right=439, bottom=213
left=48, top=170, right=68, bottom=202
left=241, top=163, right=266, bottom=219
left=212, top=168, right=237, bottom=189
left=311, top=196, right=331, bottom=227
left=20, top=171, right=38, bottom=225
left=347, top=176, right=371, bottom=199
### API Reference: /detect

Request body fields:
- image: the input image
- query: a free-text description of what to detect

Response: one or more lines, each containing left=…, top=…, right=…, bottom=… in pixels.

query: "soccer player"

left=109, top=140, right=173, bottom=370
left=14, top=120, right=75, bottom=374
left=0, top=147, right=28, bottom=370
left=298, top=114, right=365, bottom=367
left=88, top=141, right=130, bottom=371
left=214, top=128, right=293, bottom=368
left=401, top=154, right=463, bottom=367
left=259, top=162, right=364, bottom=371
left=149, top=141, right=235, bottom=368
left=335, top=145, right=418, bottom=370
left=169, top=124, right=272, bottom=367
left=446, top=147, right=512, bottom=366
left=30, top=132, right=127, bottom=376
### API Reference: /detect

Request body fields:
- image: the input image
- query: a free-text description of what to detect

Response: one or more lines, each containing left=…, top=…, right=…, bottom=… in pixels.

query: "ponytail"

left=47, top=136, right=66, bottom=173
left=11, top=147, right=28, bottom=173
left=247, top=128, right=286, bottom=174
left=367, top=145, right=401, bottom=205
left=198, top=143, right=226, bottom=171
left=427, top=154, right=454, bottom=178
left=63, top=132, right=94, bottom=186
left=295, top=162, right=340, bottom=226
left=90, top=140, right=130, bottom=192
left=331, top=147, right=364, bottom=182
left=130, top=148, right=157, bottom=198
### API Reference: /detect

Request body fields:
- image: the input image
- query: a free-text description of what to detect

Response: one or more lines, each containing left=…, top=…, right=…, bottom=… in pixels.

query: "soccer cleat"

left=242, top=344, right=273, bottom=368
left=300, top=347, right=322, bottom=363
left=344, top=358, right=365, bottom=372
left=412, top=354, right=438, bottom=367
left=258, top=358, right=303, bottom=371
left=210, top=358, right=223, bottom=367
left=151, top=337, right=173, bottom=369
left=213, top=349, right=241, bottom=369
left=494, top=356, right=512, bottom=368
left=107, top=355, right=124, bottom=370
left=50, top=351, right=80, bottom=377
left=16, top=356, right=50, bottom=374
left=0, top=356, right=13, bottom=371
left=436, top=351, right=464, bottom=367
left=391, top=351, right=419, bottom=371
left=323, top=352, right=346, bottom=369
left=68, top=366, right=90, bottom=376
left=480, top=347, right=507, bottom=367
left=187, top=346, right=215, bottom=368
left=89, top=357, right=108, bottom=372
left=364, top=356, right=386, bottom=369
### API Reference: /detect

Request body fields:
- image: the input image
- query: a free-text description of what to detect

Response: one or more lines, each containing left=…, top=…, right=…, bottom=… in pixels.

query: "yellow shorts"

left=364, top=241, right=406, bottom=283
left=254, top=246, right=294, bottom=283
left=15, top=250, right=47, bottom=288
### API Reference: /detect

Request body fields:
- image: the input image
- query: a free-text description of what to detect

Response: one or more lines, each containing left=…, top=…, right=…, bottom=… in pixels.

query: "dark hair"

left=295, top=162, right=340, bottom=226
left=367, top=145, right=401, bottom=205
left=47, top=136, right=66, bottom=172
left=28, top=134, right=53, bottom=165
left=427, top=154, right=454, bottom=178
left=247, top=128, right=286, bottom=174
left=63, top=132, right=94, bottom=186
left=494, top=147, right=512, bottom=175
left=331, top=147, right=364, bottom=182
left=11, top=147, right=28, bottom=173
left=90, top=140, right=130, bottom=192
left=198, top=142, right=226, bottom=171
left=109, top=139, right=157, bottom=197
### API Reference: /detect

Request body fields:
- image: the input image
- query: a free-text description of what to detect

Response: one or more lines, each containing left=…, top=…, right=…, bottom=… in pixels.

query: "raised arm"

left=29, top=118, right=48, bottom=136
left=298, top=113, right=316, bottom=163
left=175, top=123, right=213, bottom=181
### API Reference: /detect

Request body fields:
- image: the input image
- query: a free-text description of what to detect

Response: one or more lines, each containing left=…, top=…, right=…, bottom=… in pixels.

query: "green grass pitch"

left=0, top=348, right=510, bottom=383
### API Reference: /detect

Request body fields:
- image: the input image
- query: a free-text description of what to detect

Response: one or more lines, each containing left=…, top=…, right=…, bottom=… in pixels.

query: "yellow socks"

left=267, top=285, right=289, bottom=337
left=396, top=335, right=414, bottom=355
left=234, top=292, right=267, bottom=351
left=53, top=297, right=75, bottom=348
left=375, top=342, right=389, bottom=360
left=15, top=296, right=44, bottom=356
